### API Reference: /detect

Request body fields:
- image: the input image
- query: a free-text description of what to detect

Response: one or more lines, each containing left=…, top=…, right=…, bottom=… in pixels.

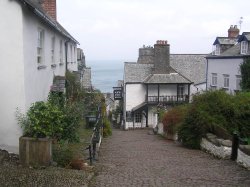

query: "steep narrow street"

left=90, top=129, right=250, bottom=187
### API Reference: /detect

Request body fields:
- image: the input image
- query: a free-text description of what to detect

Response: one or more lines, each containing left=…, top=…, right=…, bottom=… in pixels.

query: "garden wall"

left=201, top=133, right=250, bottom=170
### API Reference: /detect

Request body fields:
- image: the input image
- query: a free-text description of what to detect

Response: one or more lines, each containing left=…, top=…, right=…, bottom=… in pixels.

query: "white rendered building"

left=0, top=0, right=78, bottom=153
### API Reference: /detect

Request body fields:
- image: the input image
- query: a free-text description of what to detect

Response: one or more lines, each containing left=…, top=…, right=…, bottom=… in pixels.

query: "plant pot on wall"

left=19, top=137, right=51, bottom=166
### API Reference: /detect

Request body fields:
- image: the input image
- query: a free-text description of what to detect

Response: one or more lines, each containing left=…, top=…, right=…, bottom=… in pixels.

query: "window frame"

left=236, top=75, right=242, bottom=90
left=223, top=74, right=230, bottom=88
left=59, top=40, right=63, bottom=63
left=51, top=36, right=55, bottom=64
left=241, top=41, right=248, bottom=54
left=211, top=73, right=218, bottom=87
left=135, top=113, right=142, bottom=123
left=37, top=28, right=44, bottom=65
left=215, top=44, right=220, bottom=55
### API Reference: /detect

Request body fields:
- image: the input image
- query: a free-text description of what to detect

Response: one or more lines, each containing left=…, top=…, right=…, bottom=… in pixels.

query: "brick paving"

left=89, top=129, right=250, bottom=187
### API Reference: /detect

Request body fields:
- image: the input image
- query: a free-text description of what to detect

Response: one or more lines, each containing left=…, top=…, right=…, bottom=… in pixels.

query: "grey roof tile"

left=143, top=73, right=191, bottom=84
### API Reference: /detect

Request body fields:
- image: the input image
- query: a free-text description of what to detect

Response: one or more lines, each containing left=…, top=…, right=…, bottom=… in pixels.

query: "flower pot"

left=19, top=136, right=51, bottom=166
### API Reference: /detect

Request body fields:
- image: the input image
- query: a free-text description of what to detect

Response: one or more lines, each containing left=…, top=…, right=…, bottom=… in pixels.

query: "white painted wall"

left=207, top=58, right=243, bottom=94
left=125, top=84, right=146, bottom=111
left=67, top=43, right=78, bottom=72
left=22, top=8, right=67, bottom=109
left=0, top=1, right=78, bottom=153
left=0, top=0, right=25, bottom=153
left=148, top=106, right=158, bottom=128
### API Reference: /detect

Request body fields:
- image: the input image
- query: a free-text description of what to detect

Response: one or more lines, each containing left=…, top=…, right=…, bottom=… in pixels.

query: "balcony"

left=147, top=95, right=189, bottom=104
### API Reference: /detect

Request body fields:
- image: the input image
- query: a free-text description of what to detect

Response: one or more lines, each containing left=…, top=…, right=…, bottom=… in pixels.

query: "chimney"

left=228, top=25, right=239, bottom=38
left=153, top=40, right=171, bottom=74
left=41, top=0, right=57, bottom=21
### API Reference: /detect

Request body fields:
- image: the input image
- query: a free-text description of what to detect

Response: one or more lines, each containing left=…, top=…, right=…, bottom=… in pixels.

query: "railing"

left=85, top=109, right=103, bottom=165
left=147, top=95, right=188, bottom=103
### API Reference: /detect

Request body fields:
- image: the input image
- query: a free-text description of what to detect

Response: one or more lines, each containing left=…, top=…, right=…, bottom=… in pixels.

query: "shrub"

left=17, top=101, right=64, bottom=138
left=103, top=117, right=112, bottom=137
left=162, top=105, right=188, bottom=134
left=233, top=92, right=250, bottom=138
left=178, top=90, right=235, bottom=149
left=52, top=142, right=74, bottom=167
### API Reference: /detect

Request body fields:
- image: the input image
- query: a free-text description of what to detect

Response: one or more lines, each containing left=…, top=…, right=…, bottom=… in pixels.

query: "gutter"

left=18, top=0, right=79, bottom=45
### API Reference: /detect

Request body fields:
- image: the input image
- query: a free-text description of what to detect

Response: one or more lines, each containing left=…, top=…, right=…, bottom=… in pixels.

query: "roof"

left=170, top=54, right=207, bottom=84
left=18, top=0, right=79, bottom=44
left=143, top=73, right=192, bottom=84
left=238, top=32, right=250, bottom=42
left=124, top=54, right=207, bottom=85
left=124, top=62, right=153, bottom=83
left=213, top=37, right=238, bottom=45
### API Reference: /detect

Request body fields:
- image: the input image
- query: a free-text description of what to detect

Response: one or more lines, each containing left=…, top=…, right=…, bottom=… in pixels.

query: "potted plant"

left=17, top=101, right=64, bottom=166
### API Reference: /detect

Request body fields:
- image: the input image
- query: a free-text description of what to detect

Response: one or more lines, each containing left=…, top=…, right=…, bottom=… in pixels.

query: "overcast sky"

left=57, top=0, right=250, bottom=61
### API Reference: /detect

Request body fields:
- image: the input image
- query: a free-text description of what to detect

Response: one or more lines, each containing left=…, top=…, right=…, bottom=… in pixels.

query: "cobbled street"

left=89, top=129, right=250, bottom=187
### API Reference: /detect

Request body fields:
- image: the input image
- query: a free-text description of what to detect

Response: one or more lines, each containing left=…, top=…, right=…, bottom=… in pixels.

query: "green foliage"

left=52, top=142, right=74, bottom=167
left=103, top=117, right=112, bottom=137
left=240, top=58, right=250, bottom=91
left=233, top=92, right=250, bottom=138
left=17, top=101, right=64, bottom=138
left=178, top=90, right=235, bottom=149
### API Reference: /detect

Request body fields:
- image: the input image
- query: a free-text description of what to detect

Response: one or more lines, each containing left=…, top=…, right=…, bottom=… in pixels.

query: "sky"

left=57, top=0, right=250, bottom=61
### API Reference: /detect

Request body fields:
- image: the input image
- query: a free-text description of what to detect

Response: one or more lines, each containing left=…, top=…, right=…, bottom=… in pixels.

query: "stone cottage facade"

left=0, top=0, right=78, bottom=153
left=123, top=40, right=207, bottom=129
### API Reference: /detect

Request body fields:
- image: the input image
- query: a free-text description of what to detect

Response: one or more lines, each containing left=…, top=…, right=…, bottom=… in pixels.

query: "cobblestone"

left=89, top=129, right=250, bottom=187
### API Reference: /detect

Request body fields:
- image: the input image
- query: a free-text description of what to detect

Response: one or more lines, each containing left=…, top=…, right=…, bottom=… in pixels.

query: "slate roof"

left=124, top=54, right=207, bottom=85
left=213, top=37, right=238, bottom=45
left=238, top=32, right=250, bottom=42
left=170, top=54, right=207, bottom=85
left=18, top=0, right=79, bottom=44
left=124, top=62, right=153, bottom=83
left=143, top=73, right=191, bottom=84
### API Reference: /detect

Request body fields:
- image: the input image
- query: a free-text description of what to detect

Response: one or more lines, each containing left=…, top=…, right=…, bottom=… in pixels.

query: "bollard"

left=231, top=133, right=239, bottom=161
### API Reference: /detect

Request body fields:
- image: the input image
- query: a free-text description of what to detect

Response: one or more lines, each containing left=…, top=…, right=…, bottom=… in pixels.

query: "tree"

left=240, top=58, right=250, bottom=91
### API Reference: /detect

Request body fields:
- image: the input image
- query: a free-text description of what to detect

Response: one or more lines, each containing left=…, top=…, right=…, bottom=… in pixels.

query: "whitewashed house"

left=206, top=25, right=250, bottom=93
left=0, top=0, right=78, bottom=153
left=123, top=40, right=206, bottom=129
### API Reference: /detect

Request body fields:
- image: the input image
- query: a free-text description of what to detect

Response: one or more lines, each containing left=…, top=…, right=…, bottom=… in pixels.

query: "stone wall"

left=201, top=133, right=250, bottom=170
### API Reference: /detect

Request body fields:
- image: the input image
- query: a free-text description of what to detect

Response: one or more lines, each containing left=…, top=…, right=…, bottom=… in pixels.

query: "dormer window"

left=213, top=44, right=220, bottom=55
left=241, top=41, right=248, bottom=54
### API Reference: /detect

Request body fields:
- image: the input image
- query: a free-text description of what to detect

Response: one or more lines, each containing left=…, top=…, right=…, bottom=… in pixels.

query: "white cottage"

left=206, top=25, right=250, bottom=93
left=0, top=0, right=79, bottom=153
left=123, top=40, right=207, bottom=129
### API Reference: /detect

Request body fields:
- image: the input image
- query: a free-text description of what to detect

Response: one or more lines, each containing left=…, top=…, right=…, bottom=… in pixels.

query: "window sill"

left=222, top=87, right=229, bottom=90
left=37, top=65, right=47, bottom=70
left=51, top=64, right=57, bottom=68
left=210, top=85, right=217, bottom=87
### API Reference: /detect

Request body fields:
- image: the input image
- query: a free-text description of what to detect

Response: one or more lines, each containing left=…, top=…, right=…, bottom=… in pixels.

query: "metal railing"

left=85, top=110, right=103, bottom=165
left=147, top=95, right=189, bottom=103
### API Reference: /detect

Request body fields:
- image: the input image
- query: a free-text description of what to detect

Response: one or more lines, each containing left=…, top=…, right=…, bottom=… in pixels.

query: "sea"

left=87, top=60, right=124, bottom=93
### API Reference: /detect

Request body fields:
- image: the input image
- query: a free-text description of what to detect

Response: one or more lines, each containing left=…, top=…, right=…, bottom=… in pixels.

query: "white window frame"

left=51, top=36, right=55, bottom=64
left=215, top=44, right=220, bottom=55
left=236, top=75, right=242, bottom=90
left=37, top=28, right=44, bottom=64
left=59, top=40, right=63, bottom=63
left=70, top=45, right=73, bottom=63
left=223, top=74, right=230, bottom=88
left=241, top=41, right=248, bottom=54
left=211, top=73, right=217, bottom=87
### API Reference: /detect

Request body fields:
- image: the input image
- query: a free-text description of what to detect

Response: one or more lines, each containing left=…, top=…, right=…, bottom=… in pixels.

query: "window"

left=241, top=41, right=248, bottom=54
left=236, top=75, right=242, bottom=90
left=177, top=85, right=185, bottom=96
left=211, top=73, right=217, bottom=86
left=74, top=46, right=76, bottom=62
left=37, top=29, right=44, bottom=64
left=214, top=44, right=220, bottom=55
left=223, top=74, right=230, bottom=88
left=51, top=36, right=55, bottom=64
left=70, top=45, right=73, bottom=62
left=135, top=113, right=141, bottom=123
left=59, top=40, right=63, bottom=63
left=126, top=111, right=132, bottom=122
